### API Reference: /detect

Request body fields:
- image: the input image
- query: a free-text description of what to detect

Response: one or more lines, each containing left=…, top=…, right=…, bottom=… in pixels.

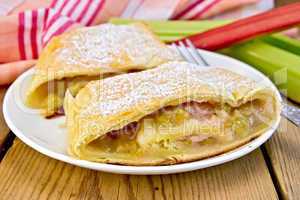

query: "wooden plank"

left=0, top=87, right=9, bottom=148
left=264, top=117, right=300, bottom=199
left=0, top=139, right=278, bottom=200
left=276, top=0, right=299, bottom=6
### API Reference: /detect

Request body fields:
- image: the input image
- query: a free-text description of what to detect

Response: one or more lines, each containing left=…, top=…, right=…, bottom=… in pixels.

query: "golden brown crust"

left=65, top=61, right=281, bottom=165
left=73, top=128, right=266, bottom=166
left=25, top=23, right=181, bottom=112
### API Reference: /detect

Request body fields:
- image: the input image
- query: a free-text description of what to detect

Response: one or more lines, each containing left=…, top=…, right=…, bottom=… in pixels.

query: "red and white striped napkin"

left=18, top=0, right=105, bottom=60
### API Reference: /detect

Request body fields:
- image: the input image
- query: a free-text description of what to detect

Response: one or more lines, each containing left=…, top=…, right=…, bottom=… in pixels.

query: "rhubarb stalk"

left=185, top=2, right=300, bottom=50
left=222, top=40, right=300, bottom=103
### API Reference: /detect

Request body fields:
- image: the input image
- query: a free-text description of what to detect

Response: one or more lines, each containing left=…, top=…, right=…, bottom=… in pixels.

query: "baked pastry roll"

left=25, top=23, right=181, bottom=117
left=64, top=62, right=280, bottom=165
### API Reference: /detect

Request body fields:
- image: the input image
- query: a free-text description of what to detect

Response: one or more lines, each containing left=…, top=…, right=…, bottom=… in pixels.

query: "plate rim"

left=3, top=49, right=282, bottom=175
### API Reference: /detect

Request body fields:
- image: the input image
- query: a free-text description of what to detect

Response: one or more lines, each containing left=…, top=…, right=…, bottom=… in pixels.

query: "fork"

left=172, top=39, right=300, bottom=127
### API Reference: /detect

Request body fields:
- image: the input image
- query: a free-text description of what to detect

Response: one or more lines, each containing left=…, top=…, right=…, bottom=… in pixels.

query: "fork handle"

left=281, top=102, right=300, bottom=127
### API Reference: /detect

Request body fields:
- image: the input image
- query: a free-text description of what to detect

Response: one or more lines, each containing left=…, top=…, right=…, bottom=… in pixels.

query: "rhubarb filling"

left=27, top=71, right=145, bottom=117
left=26, top=75, right=103, bottom=117
left=86, top=98, right=274, bottom=157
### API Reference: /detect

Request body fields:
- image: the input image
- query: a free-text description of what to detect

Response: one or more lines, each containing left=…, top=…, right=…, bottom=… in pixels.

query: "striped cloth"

left=18, top=0, right=105, bottom=60
left=172, top=0, right=221, bottom=20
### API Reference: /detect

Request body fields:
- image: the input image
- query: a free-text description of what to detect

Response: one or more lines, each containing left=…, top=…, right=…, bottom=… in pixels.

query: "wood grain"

left=0, top=87, right=9, bottom=148
left=0, top=2, right=298, bottom=200
left=276, top=0, right=299, bottom=6
left=264, top=117, right=300, bottom=199
left=0, top=139, right=278, bottom=200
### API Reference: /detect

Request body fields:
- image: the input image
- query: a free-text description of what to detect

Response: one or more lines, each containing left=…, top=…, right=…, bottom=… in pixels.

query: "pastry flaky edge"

left=25, top=22, right=182, bottom=109
left=64, top=61, right=281, bottom=166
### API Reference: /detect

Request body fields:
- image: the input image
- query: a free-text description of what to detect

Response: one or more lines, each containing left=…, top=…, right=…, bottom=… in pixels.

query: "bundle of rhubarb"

left=110, top=2, right=300, bottom=103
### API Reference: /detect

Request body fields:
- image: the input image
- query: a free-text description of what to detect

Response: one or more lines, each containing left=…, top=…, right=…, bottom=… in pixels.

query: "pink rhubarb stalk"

left=183, top=2, right=300, bottom=50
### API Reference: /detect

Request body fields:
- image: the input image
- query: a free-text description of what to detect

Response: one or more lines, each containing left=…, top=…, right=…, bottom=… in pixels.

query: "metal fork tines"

left=172, top=38, right=300, bottom=127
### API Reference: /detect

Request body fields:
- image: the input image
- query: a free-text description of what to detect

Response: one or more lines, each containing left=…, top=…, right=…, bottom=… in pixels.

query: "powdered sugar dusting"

left=79, top=62, right=257, bottom=117
left=55, top=23, right=181, bottom=69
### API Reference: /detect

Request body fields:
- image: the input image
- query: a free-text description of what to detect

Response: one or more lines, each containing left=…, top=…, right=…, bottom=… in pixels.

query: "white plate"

left=3, top=49, right=281, bottom=175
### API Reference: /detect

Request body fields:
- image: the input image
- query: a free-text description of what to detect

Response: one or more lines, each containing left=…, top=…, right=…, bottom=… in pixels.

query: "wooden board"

left=0, top=139, right=278, bottom=200
left=276, top=0, right=299, bottom=6
left=0, top=2, right=299, bottom=199
left=264, top=117, right=300, bottom=199
left=0, top=87, right=9, bottom=148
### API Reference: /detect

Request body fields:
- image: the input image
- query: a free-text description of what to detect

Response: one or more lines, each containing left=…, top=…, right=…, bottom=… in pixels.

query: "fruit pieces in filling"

left=39, top=76, right=99, bottom=118
left=96, top=99, right=271, bottom=153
